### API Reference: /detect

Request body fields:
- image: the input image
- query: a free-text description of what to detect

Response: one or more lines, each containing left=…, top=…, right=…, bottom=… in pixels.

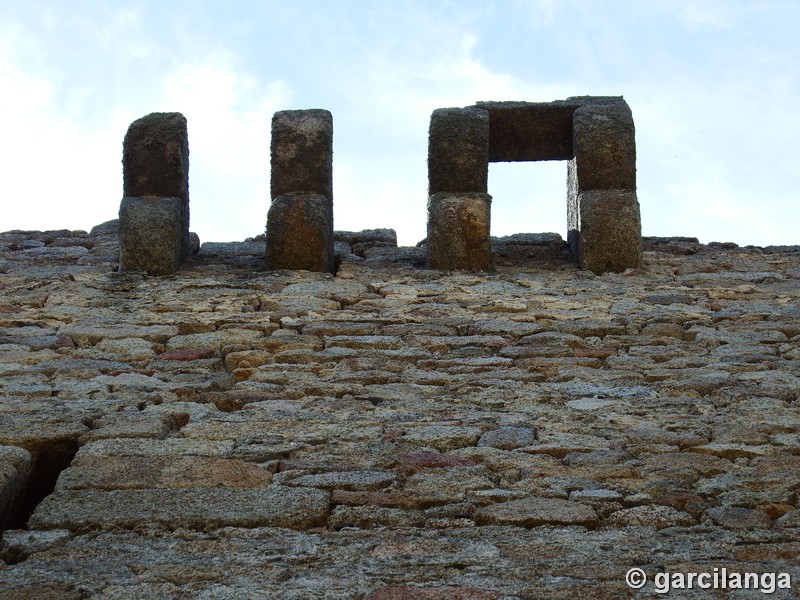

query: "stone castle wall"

left=0, top=224, right=798, bottom=597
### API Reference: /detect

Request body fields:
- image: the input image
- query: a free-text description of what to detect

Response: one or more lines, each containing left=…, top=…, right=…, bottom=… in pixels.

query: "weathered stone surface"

left=118, top=196, right=183, bottom=275
left=404, top=467, right=494, bottom=503
left=266, top=192, right=334, bottom=273
left=122, top=112, right=189, bottom=257
left=604, top=504, right=696, bottom=529
left=366, top=585, right=499, bottom=599
left=29, top=486, right=330, bottom=532
left=570, top=99, right=636, bottom=192
left=0, top=529, right=71, bottom=565
left=477, top=426, right=537, bottom=450
left=287, top=470, right=396, bottom=491
left=156, top=348, right=215, bottom=361
left=403, top=426, right=483, bottom=451
left=475, top=497, right=599, bottom=528
left=165, top=328, right=264, bottom=353
left=270, top=109, right=333, bottom=201
left=1, top=227, right=799, bottom=596
left=704, top=506, right=773, bottom=529
left=427, top=192, right=491, bottom=270
left=400, top=452, right=477, bottom=469
left=572, top=189, right=642, bottom=273
left=56, top=455, right=272, bottom=490
left=476, top=100, right=578, bottom=161
left=428, top=107, right=489, bottom=194
left=0, top=445, right=31, bottom=530
left=58, top=323, right=179, bottom=346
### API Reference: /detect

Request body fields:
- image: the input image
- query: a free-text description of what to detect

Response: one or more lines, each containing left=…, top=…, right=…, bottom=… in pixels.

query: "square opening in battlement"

left=489, top=161, right=567, bottom=238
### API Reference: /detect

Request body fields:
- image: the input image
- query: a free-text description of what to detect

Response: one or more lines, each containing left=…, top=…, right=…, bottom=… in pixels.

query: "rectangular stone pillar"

left=427, top=192, right=491, bottom=271
left=119, top=196, right=183, bottom=276
left=122, top=113, right=190, bottom=260
left=266, top=193, right=334, bottom=273
left=568, top=98, right=641, bottom=272
left=428, top=107, right=489, bottom=194
left=267, top=110, right=334, bottom=273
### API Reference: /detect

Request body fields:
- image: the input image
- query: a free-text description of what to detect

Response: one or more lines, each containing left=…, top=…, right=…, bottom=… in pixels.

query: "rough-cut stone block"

left=122, top=112, right=189, bottom=256
left=270, top=109, right=333, bottom=201
left=428, top=107, right=489, bottom=194
left=266, top=192, right=334, bottom=273
left=0, top=445, right=32, bottom=530
left=476, top=100, right=578, bottom=161
left=570, top=99, right=636, bottom=192
left=29, top=487, right=331, bottom=533
left=570, top=189, right=642, bottom=273
left=474, top=496, right=599, bottom=528
left=119, top=196, right=182, bottom=276
left=427, top=193, right=491, bottom=271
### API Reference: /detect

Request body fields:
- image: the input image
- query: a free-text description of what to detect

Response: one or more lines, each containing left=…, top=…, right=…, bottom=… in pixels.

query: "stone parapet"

left=267, top=110, right=334, bottom=273
left=121, top=113, right=190, bottom=263
left=427, top=96, right=641, bottom=273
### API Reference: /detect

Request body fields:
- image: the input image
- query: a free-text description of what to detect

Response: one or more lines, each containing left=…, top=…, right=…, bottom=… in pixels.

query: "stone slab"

left=476, top=100, right=579, bottom=161
left=29, top=486, right=330, bottom=533
left=475, top=496, right=599, bottom=528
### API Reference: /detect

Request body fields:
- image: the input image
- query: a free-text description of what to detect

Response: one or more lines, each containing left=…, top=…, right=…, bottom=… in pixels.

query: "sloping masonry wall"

left=0, top=225, right=799, bottom=598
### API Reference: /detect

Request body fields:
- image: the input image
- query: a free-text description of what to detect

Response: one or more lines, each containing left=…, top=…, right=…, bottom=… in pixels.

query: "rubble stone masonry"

left=0, top=225, right=798, bottom=597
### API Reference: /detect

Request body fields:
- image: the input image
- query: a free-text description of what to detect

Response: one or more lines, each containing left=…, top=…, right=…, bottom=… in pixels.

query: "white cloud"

left=328, top=26, right=578, bottom=245
left=1, top=1, right=798, bottom=249
left=657, top=0, right=735, bottom=31
left=0, top=11, right=292, bottom=240
left=0, top=25, right=123, bottom=232
left=158, top=55, right=292, bottom=241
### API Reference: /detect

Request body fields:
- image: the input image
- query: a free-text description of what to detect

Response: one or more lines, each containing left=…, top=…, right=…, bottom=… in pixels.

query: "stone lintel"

left=122, top=112, right=190, bottom=257
left=428, top=107, right=489, bottom=194
left=475, top=101, right=578, bottom=162
left=570, top=189, right=642, bottom=274
left=266, top=192, right=334, bottom=273
left=270, top=109, right=333, bottom=202
left=427, top=192, right=492, bottom=271
left=119, top=196, right=183, bottom=276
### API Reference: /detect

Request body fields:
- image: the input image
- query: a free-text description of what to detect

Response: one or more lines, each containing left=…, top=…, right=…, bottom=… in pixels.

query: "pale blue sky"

left=1, top=0, right=798, bottom=246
